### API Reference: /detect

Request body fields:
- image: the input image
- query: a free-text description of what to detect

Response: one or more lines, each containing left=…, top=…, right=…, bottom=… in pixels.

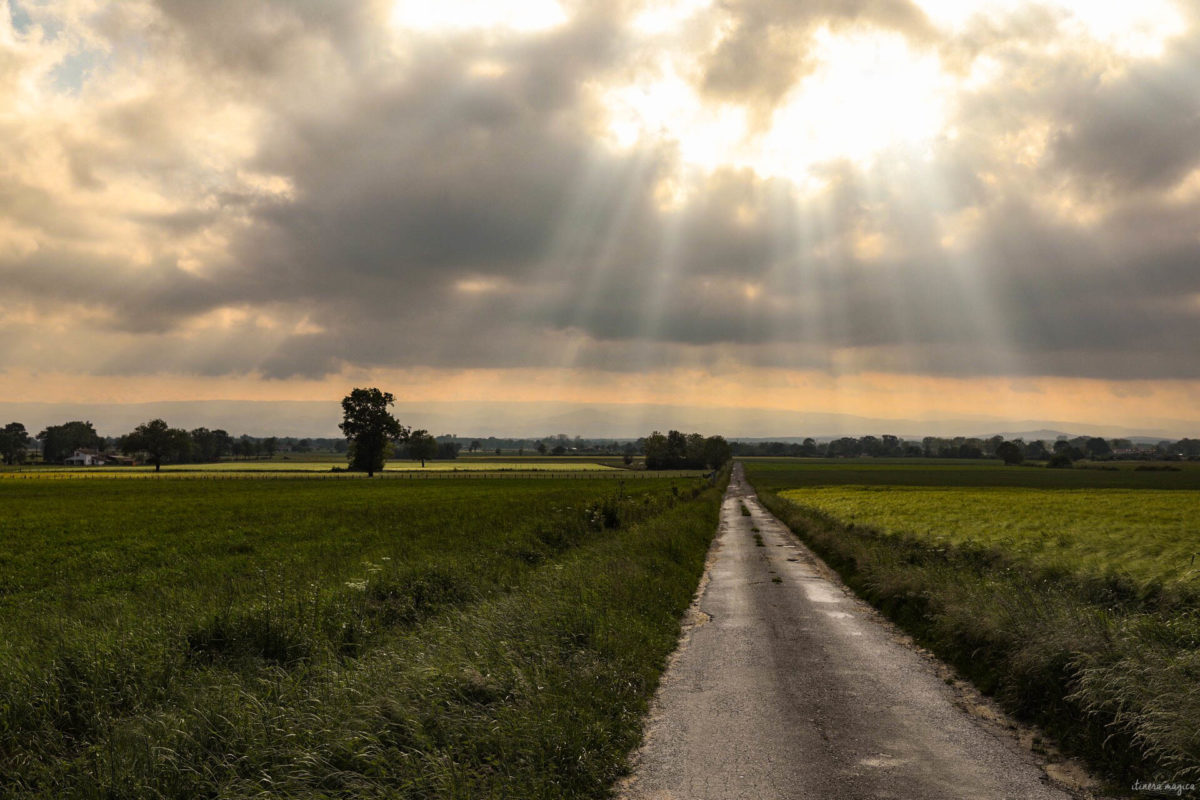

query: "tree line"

left=641, top=430, right=732, bottom=470
left=730, top=435, right=1200, bottom=464
left=0, top=420, right=349, bottom=469
left=11, top=395, right=1191, bottom=473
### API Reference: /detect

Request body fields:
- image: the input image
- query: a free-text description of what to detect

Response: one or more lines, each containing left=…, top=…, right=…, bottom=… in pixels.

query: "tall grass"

left=0, top=473, right=726, bottom=798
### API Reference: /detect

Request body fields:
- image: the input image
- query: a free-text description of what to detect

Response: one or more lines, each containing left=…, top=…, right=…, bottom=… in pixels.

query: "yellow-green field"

left=779, top=486, right=1200, bottom=587
left=165, top=459, right=621, bottom=472
left=0, top=459, right=625, bottom=476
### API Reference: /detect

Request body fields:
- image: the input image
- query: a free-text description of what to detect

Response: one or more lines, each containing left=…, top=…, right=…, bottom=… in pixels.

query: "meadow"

left=0, top=470, right=726, bottom=798
left=745, top=459, right=1200, bottom=786
left=778, top=487, right=1199, bottom=585
left=0, top=457, right=627, bottom=475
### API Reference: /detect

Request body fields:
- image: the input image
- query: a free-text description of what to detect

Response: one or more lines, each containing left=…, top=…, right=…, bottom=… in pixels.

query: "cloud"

left=699, top=0, right=937, bottom=115
left=0, top=0, right=1198, bottom=395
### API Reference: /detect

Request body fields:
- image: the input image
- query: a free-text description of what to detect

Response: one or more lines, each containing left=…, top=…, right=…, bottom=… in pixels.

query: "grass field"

left=0, top=471, right=726, bottom=798
left=1, top=458, right=625, bottom=475
left=746, top=459, right=1200, bottom=786
left=778, top=487, right=1200, bottom=586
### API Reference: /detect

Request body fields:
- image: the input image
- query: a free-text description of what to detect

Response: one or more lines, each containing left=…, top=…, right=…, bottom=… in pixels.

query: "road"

left=619, top=464, right=1085, bottom=800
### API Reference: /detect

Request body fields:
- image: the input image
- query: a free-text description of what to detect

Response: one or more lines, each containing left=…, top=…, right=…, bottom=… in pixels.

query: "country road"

left=619, top=464, right=1089, bottom=800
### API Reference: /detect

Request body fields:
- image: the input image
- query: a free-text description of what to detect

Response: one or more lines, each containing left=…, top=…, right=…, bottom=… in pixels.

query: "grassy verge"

left=0, top=472, right=726, bottom=798
left=745, top=466, right=1200, bottom=788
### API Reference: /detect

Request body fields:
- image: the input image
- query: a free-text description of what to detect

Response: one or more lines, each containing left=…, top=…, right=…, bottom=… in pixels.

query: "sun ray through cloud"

left=0, top=0, right=1197, bottom=434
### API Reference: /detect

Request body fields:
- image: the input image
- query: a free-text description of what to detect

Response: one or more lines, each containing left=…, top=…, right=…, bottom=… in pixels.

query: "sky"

left=1, top=0, right=1199, bottom=436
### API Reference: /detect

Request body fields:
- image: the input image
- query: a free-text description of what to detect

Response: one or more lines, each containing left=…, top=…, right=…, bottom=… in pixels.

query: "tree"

left=1047, top=452, right=1074, bottom=469
left=37, top=421, right=103, bottom=463
left=995, top=440, right=1024, bottom=465
left=702, top=435, right=732, bottom=470
left=643, top=431, right=670, bottom=469
left=0, top=422, right=30, bottom=465
left=234, top=434, right=258, bottom=460
left=408, top=429, right=437, bottom=467
left=1085, top=437, right=1112, bottom=459
left=642, top=430, right=730, bottom=470
left=1025, top=440, right=1049, bottom=461
left=340, top=388, right=407, bottom=477
left=536, top=442, right=547, bottom=455
left=470, top=440, right=481, bottom=453
left=263, top=437, right=279, bottom=459
left=190, top=428, right=233, bottom=462
left=121, top=419, right=190, bottom=471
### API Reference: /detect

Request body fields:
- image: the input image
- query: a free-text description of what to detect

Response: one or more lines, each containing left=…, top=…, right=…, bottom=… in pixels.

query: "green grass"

left=0, top=472, right=726, bottom=798
left=779, top=487, right=1200, bottom=587
left=745, top=459, right=1200, bottom=787
left=2, top=459, right=622, bottom=475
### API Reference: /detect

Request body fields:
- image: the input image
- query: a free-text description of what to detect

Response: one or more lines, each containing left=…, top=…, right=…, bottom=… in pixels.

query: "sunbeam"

left=1, top=0, right=1197, bottom=437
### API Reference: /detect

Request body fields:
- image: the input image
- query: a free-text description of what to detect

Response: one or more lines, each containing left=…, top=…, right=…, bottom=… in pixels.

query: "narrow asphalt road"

left=619, top=464, right=1082, bottom=800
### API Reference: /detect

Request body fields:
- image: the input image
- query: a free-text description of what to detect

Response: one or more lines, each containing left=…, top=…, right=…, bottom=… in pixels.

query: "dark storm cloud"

left=148, top=0, right=386, bottom=77
left=1050, top=45, right=1200, bottom=192
left=2, top=0, right=1199, bottom=383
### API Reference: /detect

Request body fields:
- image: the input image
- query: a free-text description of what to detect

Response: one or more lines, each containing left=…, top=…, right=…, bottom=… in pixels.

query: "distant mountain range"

left=0, top=400, right=1192, bottom=441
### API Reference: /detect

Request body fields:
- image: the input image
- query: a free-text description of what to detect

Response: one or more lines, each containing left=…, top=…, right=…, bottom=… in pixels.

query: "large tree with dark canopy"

left=37, top=420, right=103, bottom=463
left=340, top=388, right=407, bottom=477
left=644, top=430, right=732, bottom=470
left=0, top=422, right=30, bottom=465
left=190, top=428, right=233, bottom=462
left=120, top=419, right=191, bottom=472
left=995, top=440, right=1024, bottom=465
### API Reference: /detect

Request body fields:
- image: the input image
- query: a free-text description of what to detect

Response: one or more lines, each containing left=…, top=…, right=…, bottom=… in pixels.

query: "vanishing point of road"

left=619, top=464, right=1086, bottom=800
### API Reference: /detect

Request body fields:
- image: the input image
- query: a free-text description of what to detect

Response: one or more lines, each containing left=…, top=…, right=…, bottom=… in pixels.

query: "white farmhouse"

left=63, top=449, right=106, bottom=466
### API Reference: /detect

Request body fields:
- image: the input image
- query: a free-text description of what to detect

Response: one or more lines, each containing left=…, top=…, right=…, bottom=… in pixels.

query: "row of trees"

left=13, top=393, right=1195, bottom=474
left=642, top=430, right=732, bottom=470
left=730, top=435, right=1200, bottom=463
left=117, top=421, right=288, bottom=471
left=337, top=391, right=736, bottom=475
left=0, top=420, right=310, bottom=468
left=1, top=399, right=460, bottom=472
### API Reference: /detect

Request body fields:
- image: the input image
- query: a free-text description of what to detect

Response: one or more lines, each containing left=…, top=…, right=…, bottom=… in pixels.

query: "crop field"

left=1, top=459, right=625, bottom=475
left=778, top=487, right=1200, bottom=586
left=745, top=459, right=1200, bottom=786
left=0, top=471, right=726, bottom=798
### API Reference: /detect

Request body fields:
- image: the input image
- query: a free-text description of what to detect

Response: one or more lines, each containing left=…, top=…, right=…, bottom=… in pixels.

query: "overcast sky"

left=2, top=0, right=1199, bottom=433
